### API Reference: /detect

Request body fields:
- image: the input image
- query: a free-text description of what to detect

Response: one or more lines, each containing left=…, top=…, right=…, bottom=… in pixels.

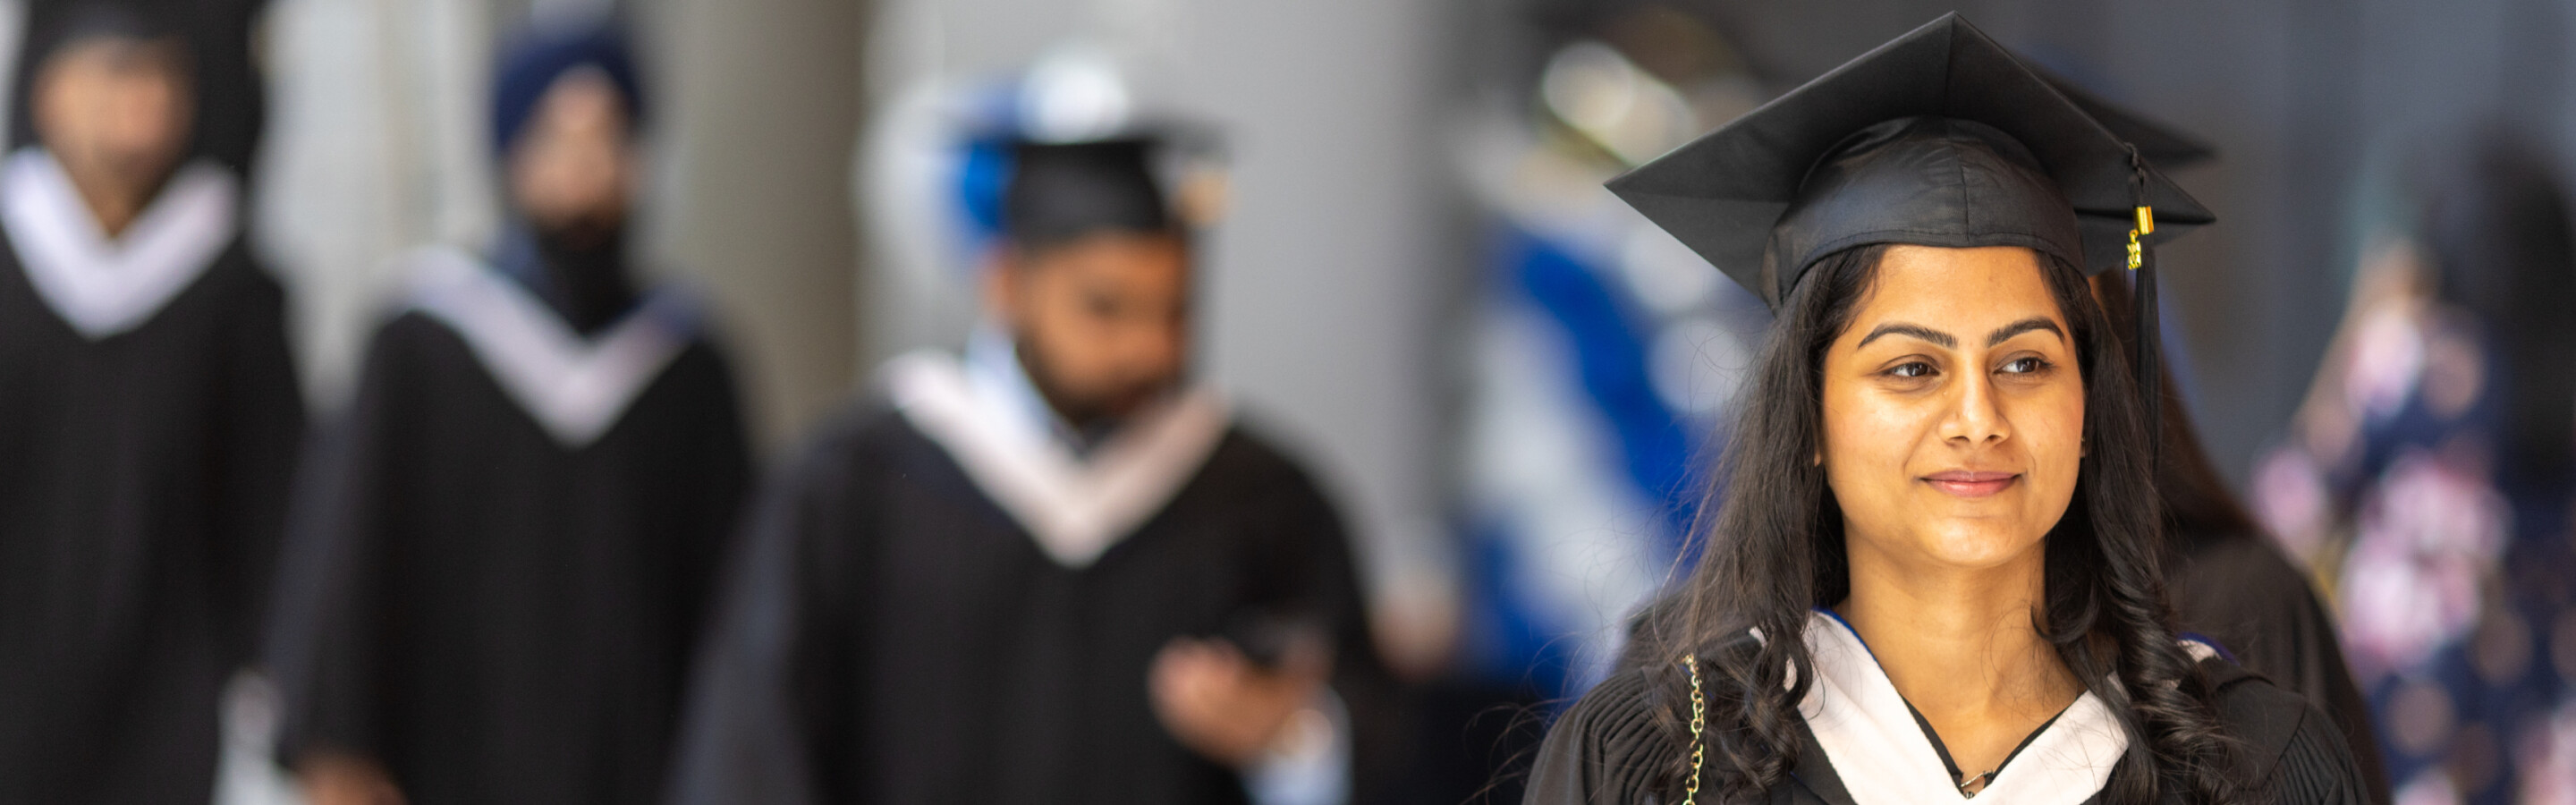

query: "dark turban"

left=490, top=23, right=647, bottom=157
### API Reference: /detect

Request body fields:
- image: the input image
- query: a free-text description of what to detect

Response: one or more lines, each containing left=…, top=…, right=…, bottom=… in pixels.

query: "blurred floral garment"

left=2256, top=301, right=2576, bottom=804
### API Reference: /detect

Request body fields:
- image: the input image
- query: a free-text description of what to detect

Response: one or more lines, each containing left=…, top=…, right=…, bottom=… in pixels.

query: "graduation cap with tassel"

left=1605, top=12, right=2214, bottom=467
left=2044, top=68, right=2220, bottom=470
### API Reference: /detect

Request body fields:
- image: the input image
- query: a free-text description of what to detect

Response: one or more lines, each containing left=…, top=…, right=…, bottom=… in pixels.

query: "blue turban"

left=490, top=24, right=647, bottom=156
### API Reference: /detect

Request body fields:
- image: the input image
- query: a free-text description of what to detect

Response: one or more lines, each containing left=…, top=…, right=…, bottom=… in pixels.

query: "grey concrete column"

left=641, top=0, right=869, bottom=449
left=1165, top=0, right=1462, bottom=672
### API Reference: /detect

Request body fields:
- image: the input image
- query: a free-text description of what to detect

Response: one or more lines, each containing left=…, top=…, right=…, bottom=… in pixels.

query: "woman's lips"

left=1921, top=470, right=2020, bottom=498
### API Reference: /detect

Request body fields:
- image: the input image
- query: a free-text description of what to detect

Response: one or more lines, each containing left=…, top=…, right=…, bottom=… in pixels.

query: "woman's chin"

left=1896, top=522, right=2049, bottom=572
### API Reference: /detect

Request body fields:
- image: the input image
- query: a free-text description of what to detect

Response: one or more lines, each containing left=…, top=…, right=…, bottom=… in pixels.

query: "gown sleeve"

left=265, top=315, right=427, bottom=767
left=212, top=266, right=307, bottom=665
left=663, top=413, right=882, bottom=805
left=2267, top=708, right=2371, bottom=805
left=1242, top=448, right=1415, bottom=805
left=2170, top=530, right=2390, bottom=804
left=2203, top=659, right=2373, bottom=805
left=1524, top=670, right=1685, bottom=805
left=668, top=345, right=754, bottom=665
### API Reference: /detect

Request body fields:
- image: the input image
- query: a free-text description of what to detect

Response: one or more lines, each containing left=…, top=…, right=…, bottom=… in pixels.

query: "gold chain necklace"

left=1682, top=654, right=1707, bottom=804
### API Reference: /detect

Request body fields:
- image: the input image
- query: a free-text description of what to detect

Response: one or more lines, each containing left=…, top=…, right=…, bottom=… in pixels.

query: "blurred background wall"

left=640, top=0, right=867, bottom=448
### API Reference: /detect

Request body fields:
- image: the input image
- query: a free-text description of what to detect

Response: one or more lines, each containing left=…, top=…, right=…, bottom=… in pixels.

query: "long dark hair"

left=1621, top=243, right=2245, bottom=804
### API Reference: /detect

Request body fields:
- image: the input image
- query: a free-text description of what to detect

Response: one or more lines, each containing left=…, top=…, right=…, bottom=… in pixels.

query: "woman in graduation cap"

left=1523, top=15, right=2370, bottom=805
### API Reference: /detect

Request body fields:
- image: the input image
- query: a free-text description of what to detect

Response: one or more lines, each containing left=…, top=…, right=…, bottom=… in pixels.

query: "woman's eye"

left=1887, top=361, right=1935, bottom=378
left=2000, top=356, right=2049, bottom=374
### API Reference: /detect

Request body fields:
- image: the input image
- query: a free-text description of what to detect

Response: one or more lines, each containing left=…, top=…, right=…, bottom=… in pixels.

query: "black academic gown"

left=267, top=278, right=750, bottom=804
left=1524, top=652, right=2369, bottom=805
left=666, top=401, right=1405, bottom=805
left=0, top=234, right=303, bottom=802
left=2168, top=530, right=2391, bottom=804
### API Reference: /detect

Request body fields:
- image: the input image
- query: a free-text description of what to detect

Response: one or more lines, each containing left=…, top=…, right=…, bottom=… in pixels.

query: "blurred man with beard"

left=265, top=21, right=750, bottom=805
left=0, top=0, right=301, bottom=801
left=667, top=136, right=1402, bottom=804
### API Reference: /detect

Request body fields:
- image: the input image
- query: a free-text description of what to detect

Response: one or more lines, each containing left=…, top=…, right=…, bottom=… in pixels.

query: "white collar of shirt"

left=2, top=148, right=238, bottom=339
left=404, top=246, right=697, bottom=448
left=1794, top=610, right=2131, bottom=805
left=885, top=330, right=1231, bottom=569
left=962, top=325, right=1090, bottom=450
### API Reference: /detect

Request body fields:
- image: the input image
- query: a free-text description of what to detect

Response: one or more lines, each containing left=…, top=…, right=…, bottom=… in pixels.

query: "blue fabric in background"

left=955, top=138, right=1015, bottom=248
left=1459, top=222, right=1714, bottom=692
left=1502, top=227, right=1698, bottom=550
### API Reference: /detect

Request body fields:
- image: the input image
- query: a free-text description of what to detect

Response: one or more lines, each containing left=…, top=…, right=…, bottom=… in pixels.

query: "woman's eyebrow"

left=1985, top=317, right=2065, bottom=346
left=1857, top=323, right=1953, bottom=349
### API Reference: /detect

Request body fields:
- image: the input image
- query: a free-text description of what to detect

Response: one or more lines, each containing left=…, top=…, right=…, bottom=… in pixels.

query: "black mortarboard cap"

left=2030, top=65, right=2222, bottom=467
left=1606, top=13, right=2213, bottom=310
left=1003, top=137, right=1174, bottom=250
left=2039, top=72, right=2216, bottom=170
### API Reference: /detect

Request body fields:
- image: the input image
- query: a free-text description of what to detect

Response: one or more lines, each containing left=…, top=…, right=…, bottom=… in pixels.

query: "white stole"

left=403, top=247, right=696, bottom=447
left=1797, top=611, right=2131, bottom=805
left=885, top=349, right=1231, bottom=569
left=2, top=148, right=238, bottom=338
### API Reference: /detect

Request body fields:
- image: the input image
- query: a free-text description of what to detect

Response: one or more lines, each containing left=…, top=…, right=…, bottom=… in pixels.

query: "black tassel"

left=2136, top=242, right=2160, bottom=472
left=2126, top=147, right=2163, bottom=475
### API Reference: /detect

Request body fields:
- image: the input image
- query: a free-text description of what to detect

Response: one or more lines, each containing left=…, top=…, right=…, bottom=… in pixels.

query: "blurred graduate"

left=666, top=119, right=1403, bottom=803
left=0, top=0, right=301, bottom=801
left=264, top=21, right=751, bottom=805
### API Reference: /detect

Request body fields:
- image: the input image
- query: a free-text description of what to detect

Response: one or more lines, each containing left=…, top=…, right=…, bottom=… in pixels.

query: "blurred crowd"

left=2, top=0, right=2575, bottom=804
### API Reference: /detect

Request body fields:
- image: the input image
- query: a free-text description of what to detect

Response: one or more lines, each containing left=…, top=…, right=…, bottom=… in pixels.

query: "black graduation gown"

left=1523, top=654, right=2370, bottom=805
left=267, top=301, right=750, bottom=804
left=2167, top=529, right=2391, bottom=804
left=0, top=234, right=303, bottom=803
left=665, top=402, right=1405, bottom=805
